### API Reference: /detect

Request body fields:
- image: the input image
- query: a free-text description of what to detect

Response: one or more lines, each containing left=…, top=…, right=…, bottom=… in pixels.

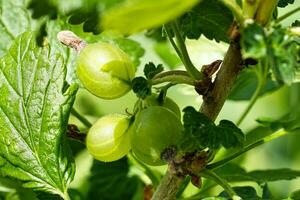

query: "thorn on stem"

left=191, top=175, right=202, bottom=188
left=67, top=124, right=86, bottom=143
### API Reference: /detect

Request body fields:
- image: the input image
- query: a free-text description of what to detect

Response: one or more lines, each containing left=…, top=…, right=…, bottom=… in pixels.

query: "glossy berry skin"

left=144, top=94, right=181, bottom=118
left=77, top=43, right=135, bottom=99
left=130, top=106, right=183, bottom=166
left=86, top=114, right=131, bottom=162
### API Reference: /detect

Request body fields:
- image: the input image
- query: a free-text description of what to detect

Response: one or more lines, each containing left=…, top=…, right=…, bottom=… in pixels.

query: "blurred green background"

left=67, top=2, right=300, bottom=199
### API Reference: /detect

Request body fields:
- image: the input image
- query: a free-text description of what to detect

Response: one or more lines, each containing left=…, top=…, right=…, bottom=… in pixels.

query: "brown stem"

left=151, top=168, right=184, bottom=200
left=200, top=41, right=243, bottom=120
left=151, top=31, right=243, bottom=200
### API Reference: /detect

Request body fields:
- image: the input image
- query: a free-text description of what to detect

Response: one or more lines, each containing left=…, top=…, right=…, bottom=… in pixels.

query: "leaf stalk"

left=170, top=21, right=203, bottom=80
left=200, top=169, right=240, bottom=199
left=276, top=6, right=300, bottom=24
left=207, top=128, right=288, bottom=170
left=71, top=108, right=92, bottom=128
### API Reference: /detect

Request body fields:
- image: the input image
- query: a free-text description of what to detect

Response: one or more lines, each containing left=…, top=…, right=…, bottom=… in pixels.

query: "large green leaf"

left=0, top=32, right=78, bottom=198
left=44, top=20, right=79, bottom=84
left=0, top=0, right=35, bottom=56
left=101, top=0, right=199, bottom=35
left=87, top=158, right=143, bottom=200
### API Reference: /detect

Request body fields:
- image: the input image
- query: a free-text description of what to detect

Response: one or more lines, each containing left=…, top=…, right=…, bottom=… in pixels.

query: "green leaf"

left=4, top=189, right=37, bottom=200
left=69, top=11, right=101, bottom=34
left=202, top=198, right=227, bottom=200
left=182, top=106, right=217, bottom=151
left=44, top=20, right=79, bottom=84
left=269, top=28, right=299, bottom=84
left=132, top=77, right=152, bottom=99
left=36, top=192, right=63, bottom=200
left=219, top=186, right=261, bottom=199
left=36, top=189, right=83, bottom=200
left=0, top=0, right=35, bottom=56
left=241, top=23, right=300, bottom=84
left=28, top=0, right=115, bottom=19
left=28, top=0, right=58, bottom=19
left=241, top=23, right=266, bottom=60
left=214, top=163, right=247, bottom=177
left=179, top=0, right=234, bottom=42
left=68, top=189, right=83, bottom=200
left=215, top=164, right=300, bottom=183
left=217, top=120, right=244, bottom=148
left=214, top=163, right=257, bottom=184
left=244, top=126, right=274, bottom=146
left=290, top=189, right=300, bottom=200
left=27, top=0, right=125, bottom=34
left=101, top=0, right=199, bottom=35
left=181, top=107, right=244, bottom=151
left=256, top=106, right=300, bottom=132
left=143, top=62, right=164, bottom=79
left=247, top=169, right=300, bottom=182
left=67, top=0, right=119, bottom=34
left=229, top=68, right=280, bottom=100
left=0, top=178, right=38, bottom=200
left=0, top=32, right=78, bottom=198
left=278, top=0, right=295, bottom=7
left=28, top=0, right=112, bottom=17
left=87, top=158, right=143, bottom=200
left=70, top=0, right=126, bottom=34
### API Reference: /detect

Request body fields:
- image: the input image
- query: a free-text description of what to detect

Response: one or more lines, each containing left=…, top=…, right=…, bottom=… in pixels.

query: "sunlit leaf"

left=0, top=32, right=77, bottom=198
left=101, top=0, right=199, bottom=34
left=0, top=0, right=35, bottom=56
